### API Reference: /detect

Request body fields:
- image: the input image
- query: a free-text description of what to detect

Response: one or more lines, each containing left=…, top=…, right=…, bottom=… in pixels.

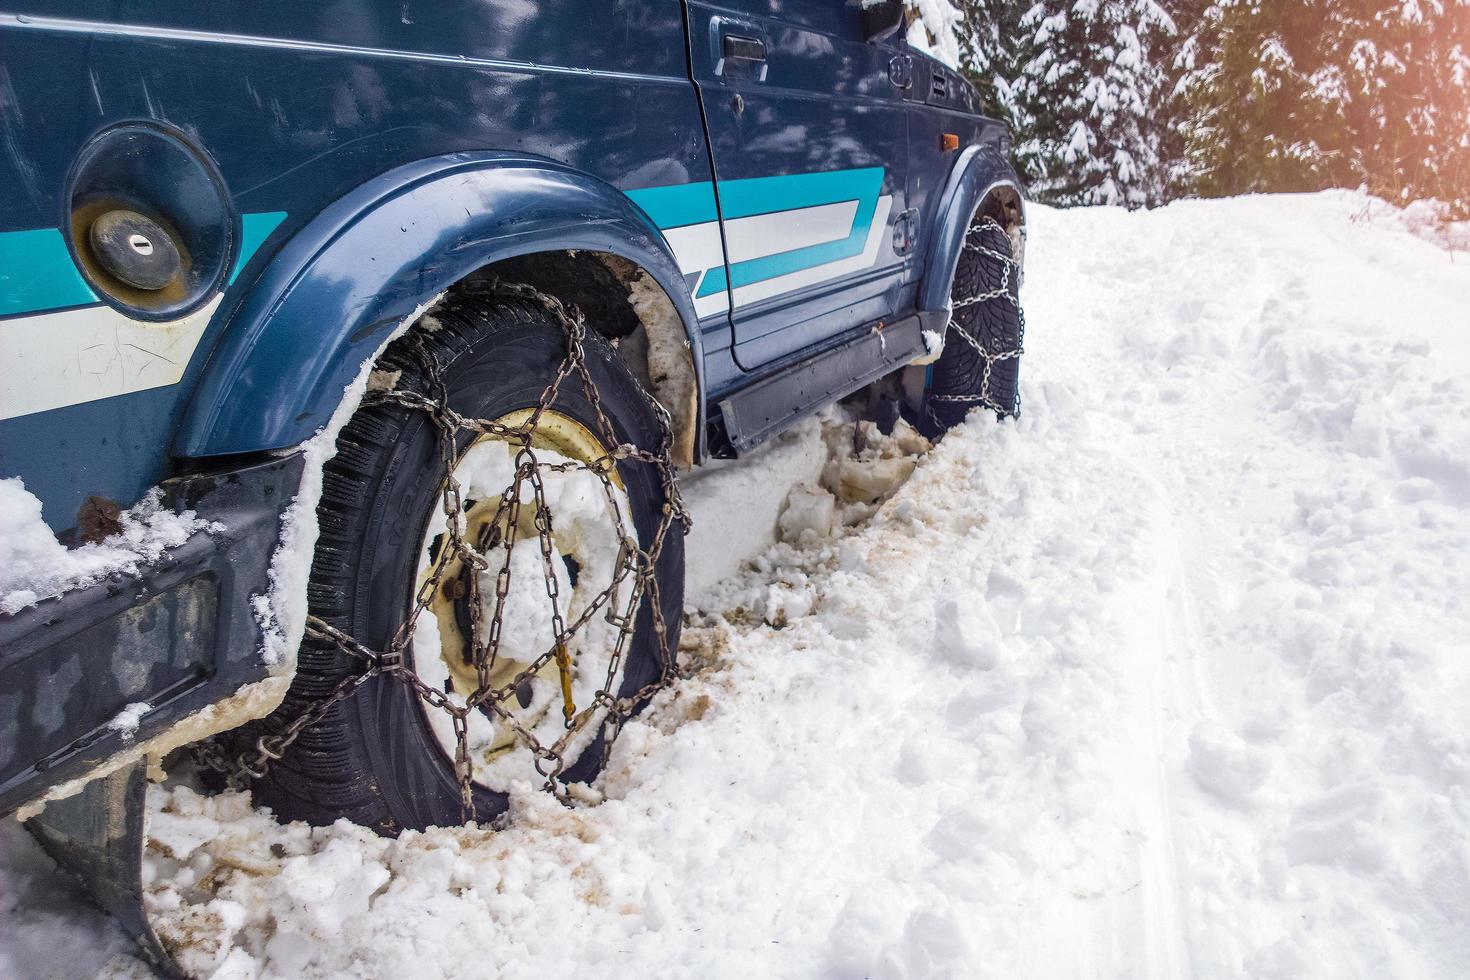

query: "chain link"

left=196, top=283, right=690, bottom=819
left=926, top=215, right=1025, bottom=420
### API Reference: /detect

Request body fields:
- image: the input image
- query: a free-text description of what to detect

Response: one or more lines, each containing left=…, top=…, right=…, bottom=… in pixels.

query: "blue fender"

left=917, top=145, right=1026, bottom=320
left=175, top=152, right=703, bottom=457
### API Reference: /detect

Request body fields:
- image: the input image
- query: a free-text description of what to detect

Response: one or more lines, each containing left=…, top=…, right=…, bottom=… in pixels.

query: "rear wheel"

left=921, top=216, right=1025, bottom=435
left=238, top=294, right=685, bottom=833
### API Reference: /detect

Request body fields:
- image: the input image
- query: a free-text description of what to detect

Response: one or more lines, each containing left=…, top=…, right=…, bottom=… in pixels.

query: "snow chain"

left=196, top=282, right=690, bottom=819
left=926, top=215, right=1025, bottom=419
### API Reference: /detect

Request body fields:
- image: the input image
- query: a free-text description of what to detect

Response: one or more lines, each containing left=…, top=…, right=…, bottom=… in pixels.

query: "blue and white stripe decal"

left=628, top=167, right=893, bottom=319
left=2, top=168, right=891, bottom=420
left=0, top=212, right=286, bottom=421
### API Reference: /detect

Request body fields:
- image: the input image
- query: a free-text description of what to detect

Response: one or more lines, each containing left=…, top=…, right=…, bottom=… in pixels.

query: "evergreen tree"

left=1179, top=0, right=1470, bottom=214
left=1157, top=0, right=1211, bottom=199
left=975, top=1, right=1179, bottom=207
left=953, top=0, right=1031, bottom=121
left=1327, top=0, right=1470, bottom=214
left=1177, top=2, right=1327, bottom=197
left=952, top=0, right=1466, bottom=214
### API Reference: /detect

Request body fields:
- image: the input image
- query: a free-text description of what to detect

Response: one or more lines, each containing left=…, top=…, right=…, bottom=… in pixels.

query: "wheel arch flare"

left=175, top=151, right=707, bottom=467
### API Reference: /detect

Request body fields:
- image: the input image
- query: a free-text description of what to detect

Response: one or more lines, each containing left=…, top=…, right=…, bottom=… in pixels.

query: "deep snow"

left=3, top=190, right=1469, bottom=979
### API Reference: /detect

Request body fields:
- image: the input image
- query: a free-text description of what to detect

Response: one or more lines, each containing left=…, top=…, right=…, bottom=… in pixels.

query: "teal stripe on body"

left=636, top=167, right=887, bottom=298
left=0, top=212, right=288, bottom=318
left=718, top=167, right=883, bottom=219
left=229, top=211, right=288, bottom=283
left=725, top=196, right=879, bottom=290
left=0, top=228, right=98, bottom=316
left=625, top=181, right=719, bottom=230
left=696, top=265, right=728, bottom=298
left=626, top=167, right=884, bottom=229
left=720, top=167, right=885, bottom=290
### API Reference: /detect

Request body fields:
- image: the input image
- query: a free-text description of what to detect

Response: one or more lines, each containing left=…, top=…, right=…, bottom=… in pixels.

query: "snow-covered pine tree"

left=1176, top=1, right=1326, bottom=198
left=1180, top=0, right=1470, bottom=215
left=906, top=0, right=966, bottom=69
left=1003, top=0, right=1178, bottom=207
left=1324, top=0, right=1470, bottom=215
left=951, top=0, right=1031, bottom=122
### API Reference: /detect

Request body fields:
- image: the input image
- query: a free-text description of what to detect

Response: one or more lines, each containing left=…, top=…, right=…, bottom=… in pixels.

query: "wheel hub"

left=411, top=408, right=635, bottom=791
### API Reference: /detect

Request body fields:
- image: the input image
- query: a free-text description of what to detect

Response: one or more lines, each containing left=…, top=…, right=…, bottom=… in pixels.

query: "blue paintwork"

left=0, top=387, right=181, bottom=532
left=175, top=153, right=705, bottom=457
left=0, top=1, right=1018, bottom=532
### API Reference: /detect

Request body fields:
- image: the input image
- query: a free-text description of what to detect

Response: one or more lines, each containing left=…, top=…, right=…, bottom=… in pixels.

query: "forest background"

left=905, top=0, right=1470, bottom=218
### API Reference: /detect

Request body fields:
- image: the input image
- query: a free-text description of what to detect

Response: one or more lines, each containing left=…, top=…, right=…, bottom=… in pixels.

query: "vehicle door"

left=685, top=0, right=913, bottom=370
left=902, top=50, right=988, bottom=300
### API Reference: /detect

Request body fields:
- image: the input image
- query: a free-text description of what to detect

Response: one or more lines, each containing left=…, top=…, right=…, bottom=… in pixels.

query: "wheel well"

left=447, top=250, right=699, bottom=468
left=979, top=183, right=1026, bottom=266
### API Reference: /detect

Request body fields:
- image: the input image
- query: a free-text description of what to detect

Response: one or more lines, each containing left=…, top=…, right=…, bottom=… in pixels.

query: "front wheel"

left=237, top=293, right=686, bottom=833
left=920, top=215, right=1025, bottom=436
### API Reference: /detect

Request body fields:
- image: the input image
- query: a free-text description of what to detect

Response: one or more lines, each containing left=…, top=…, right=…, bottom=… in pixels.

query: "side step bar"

left=715, top=315, right=927, bottom=455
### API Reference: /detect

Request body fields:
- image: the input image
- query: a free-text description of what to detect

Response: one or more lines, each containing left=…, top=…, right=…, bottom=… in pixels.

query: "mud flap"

left=24, top=761, right=183, bottom=978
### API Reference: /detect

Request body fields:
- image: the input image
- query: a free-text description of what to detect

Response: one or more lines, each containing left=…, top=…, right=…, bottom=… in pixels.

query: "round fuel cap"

left=88, top=209, right=181, bottom=291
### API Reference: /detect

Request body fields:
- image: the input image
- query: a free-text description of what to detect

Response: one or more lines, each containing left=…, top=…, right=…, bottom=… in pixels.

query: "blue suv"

left=0, top=1, right=1025, bottom=968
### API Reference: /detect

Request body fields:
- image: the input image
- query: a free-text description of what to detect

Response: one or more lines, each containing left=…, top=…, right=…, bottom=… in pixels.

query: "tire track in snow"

left=1027, top=193, right=1470, bottom=978
left=1105, top=480, right=1188, bottom=980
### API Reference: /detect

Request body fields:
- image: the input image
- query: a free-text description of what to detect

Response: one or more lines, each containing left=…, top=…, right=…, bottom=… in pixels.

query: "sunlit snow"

left=3, top=191, right=1468, bottom=979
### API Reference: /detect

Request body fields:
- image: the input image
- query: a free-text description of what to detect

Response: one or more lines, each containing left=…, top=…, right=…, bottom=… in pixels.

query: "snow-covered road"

left=4, top=192, right=1469, bottom=979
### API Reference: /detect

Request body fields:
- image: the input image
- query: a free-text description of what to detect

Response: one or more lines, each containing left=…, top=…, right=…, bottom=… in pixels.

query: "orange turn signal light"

left=941, top=133, right=960, bottom=152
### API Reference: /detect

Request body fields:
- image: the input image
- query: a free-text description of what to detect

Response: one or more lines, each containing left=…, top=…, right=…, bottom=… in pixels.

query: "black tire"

left=921, top=219, right=1024, bottom=436
left=240, top=295, right=684, bottom=834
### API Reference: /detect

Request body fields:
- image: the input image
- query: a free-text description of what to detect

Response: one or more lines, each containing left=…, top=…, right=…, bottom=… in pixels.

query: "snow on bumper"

left=0, top=454, right=304, bottom=818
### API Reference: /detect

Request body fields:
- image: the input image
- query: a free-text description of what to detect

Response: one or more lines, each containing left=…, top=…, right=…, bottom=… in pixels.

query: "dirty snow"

left=3, top=190, right=1470, bottom=978
left=679, top=416, right=828, bottom=600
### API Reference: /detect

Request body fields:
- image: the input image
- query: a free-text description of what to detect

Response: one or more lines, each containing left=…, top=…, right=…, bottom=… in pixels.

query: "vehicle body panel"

left=686, top=0, right=914, bottom=370
left=175, top=152, right=706, bottom=457
left=0, top=0, right=715, bottom=528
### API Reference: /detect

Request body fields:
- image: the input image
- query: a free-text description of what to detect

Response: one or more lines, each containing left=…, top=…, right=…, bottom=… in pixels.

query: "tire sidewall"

left=345, top=316, right=681, bottom=831
left=924, top=220, right=1023, bottom=434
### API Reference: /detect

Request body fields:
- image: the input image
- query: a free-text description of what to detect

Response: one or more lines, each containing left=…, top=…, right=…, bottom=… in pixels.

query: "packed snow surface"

left=4, top=190, right=1470, bottom=978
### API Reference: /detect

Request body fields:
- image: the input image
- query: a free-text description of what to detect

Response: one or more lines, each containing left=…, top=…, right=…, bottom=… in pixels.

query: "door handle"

left=712, top=17, right=769, bottom=80
left=722, top=34, right=766, bottom=65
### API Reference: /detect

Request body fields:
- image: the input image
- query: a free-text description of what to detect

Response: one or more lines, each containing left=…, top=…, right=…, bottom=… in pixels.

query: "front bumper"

left=0, top=452, right=304, bottom=816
